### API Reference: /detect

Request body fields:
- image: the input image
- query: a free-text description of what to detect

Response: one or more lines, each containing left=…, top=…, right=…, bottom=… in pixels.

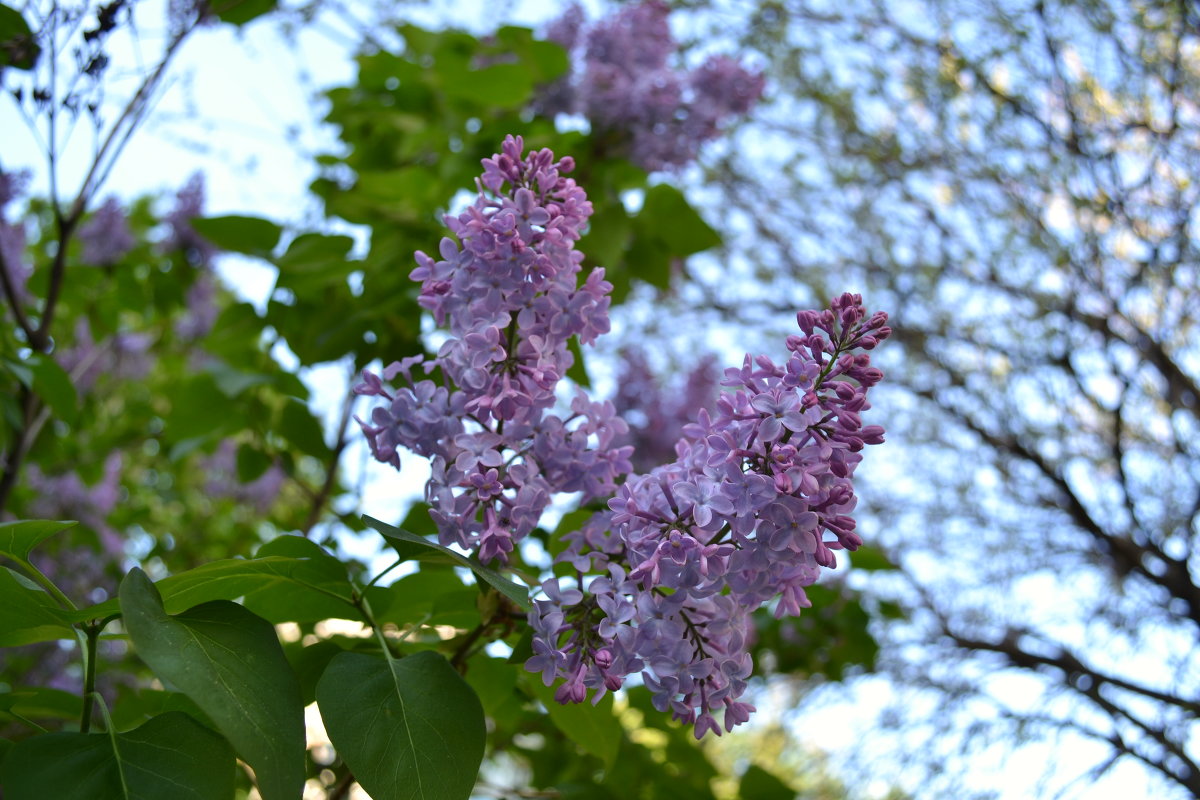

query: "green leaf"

left=0, top=519, right=77, bottom=561
left=440, top=62, right=533, bottom=108
left=463, top=656, right=518, bottom=717
left=638, top=184, right=722, bottom=256
left=0, top=567, right=76, bottom=646
left=368, top=568, right=476, bottom=629
left=316, top=651, right=485, bottom=800
left=119, top=569, right=305, bottom=800
left=77, top=552, right=357, bottom=624
left=273, top=232, right=356, bottom=294
left=235, top=442, right=271, bottom=482
left=214, top=0, right=276, bottom=25
left=190, top=215, right=281, bottom=256
left=0, top=711, right=236, bottom=800
left=529, top=678, right=622, bottom=770
left=363, top=515, right=529, bottom=610
left=566, top=336, right=590, bottom=388
left=0, top=4, right=39, bottom=70
left=165, top=375, right=234, bottom=447
left=25, top=354, right=78, bottom=424
left=279, top=398, right=331, bottom=459
left=738, top=764, right=796, bottom=800
left=0, top=687, right=81, bottom=724
left=241, top=536, right=358, bottom=624
left=850, top=545, right=897, bottom=571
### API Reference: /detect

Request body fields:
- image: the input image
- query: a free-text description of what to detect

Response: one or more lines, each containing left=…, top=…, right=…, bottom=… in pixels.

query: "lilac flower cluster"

left=613, top=349, right=720, bottom=472
left=357, top=136, right=890, bottom=737
left=200, top=439, right=286, bottom=514
left=164, top=173, right=218, bottom=267
left=56, top=317, right=153, bottom=394
left=528, top=294, right=890, bottom=737
left=355, top=135, right=633, bottom=562
left=78, top=196, right=136, bottom=266
left=0, top=168, right=31, bottom=305
left=26, top=451, right=126, bottom=560
left=542, top=2, right=765, bottom=171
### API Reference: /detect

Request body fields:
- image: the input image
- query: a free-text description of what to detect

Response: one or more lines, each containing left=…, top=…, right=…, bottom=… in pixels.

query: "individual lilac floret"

left=78, top=196, right=136, bottom=266
left=356, top=136, right=632, bottom=563
left=530, top=293, right=890, bottom=738
left=540, top=1, right=765, bottom=171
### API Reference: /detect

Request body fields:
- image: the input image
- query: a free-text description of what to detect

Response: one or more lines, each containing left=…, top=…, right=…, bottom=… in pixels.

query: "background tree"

left=673, top=0, right=1199, bottom=796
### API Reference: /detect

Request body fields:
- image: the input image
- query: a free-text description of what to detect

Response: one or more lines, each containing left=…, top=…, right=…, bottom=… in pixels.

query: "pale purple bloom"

left=164, top=173, right=218, bottom=265
left=78, top=197, right=135, bottom=265
left=355, top=136, right=891, bottom=738
left=538, top=1, right=764, bottom=170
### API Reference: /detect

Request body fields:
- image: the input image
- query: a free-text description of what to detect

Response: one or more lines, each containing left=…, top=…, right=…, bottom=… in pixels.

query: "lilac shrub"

left=542, top=1, right=765, bottom=171
left=358, top=137, right=890, bottom=737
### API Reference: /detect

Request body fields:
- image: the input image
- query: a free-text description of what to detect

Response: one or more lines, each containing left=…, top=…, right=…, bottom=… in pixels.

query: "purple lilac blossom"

left=541, top=2, right=765, bottom=171
left=529, top=293, right=890, bottom=738
left=78, top=197, right=136, bottom=265
left=26, top=450, right=126, bottom=560
left=356, top=135, right=632, bottom=563
left=0, top=168, right=30, bottom=210
left=56, top=317, right=153, bottom=393
left=357, top=136, right=891, bottom=738
left=164, top=173, right=218, bottom=266
left=613, top=349, right=720, bottom=471
left=200, top=439, right=286, bottom=514
left=176, top=272, right=219, bottom=340
left=0, top=168, right=31, bottom=305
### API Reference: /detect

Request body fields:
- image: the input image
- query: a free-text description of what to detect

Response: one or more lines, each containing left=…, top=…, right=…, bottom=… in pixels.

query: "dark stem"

left=302, top=383, right=357, bottom=536
left=0, top=387, right=36, bottom=512
left=80, top=623, right=100, bottom=733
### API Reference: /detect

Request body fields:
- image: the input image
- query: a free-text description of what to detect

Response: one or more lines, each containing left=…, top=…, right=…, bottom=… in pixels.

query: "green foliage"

left=529, top=678, right=622, bottom=770
left=364, top=514, right=530, bottom=610
left=0, top=711, right=236, bottom=800
left=739, top=765, right=796, bottom=800
left=118, top=569, right=305, bottom=800
left=211, top=0, right=277, bottom=27
left=189, top=215, right=282, bottom=257
left=0, top=519, right=76, bottom=562
left=0, top=3, right=38, bottom=69
left=316, top=650, right=485, bottom=800
left=0, top=567, right=76, bottom=645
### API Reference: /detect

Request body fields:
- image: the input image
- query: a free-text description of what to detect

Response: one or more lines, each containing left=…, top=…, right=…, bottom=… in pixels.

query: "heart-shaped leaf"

left=119, top=568, right=304, bottom=800
left=0, top=711, right=235, bottom=800
left=316, top=650, right=485, bottom=800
